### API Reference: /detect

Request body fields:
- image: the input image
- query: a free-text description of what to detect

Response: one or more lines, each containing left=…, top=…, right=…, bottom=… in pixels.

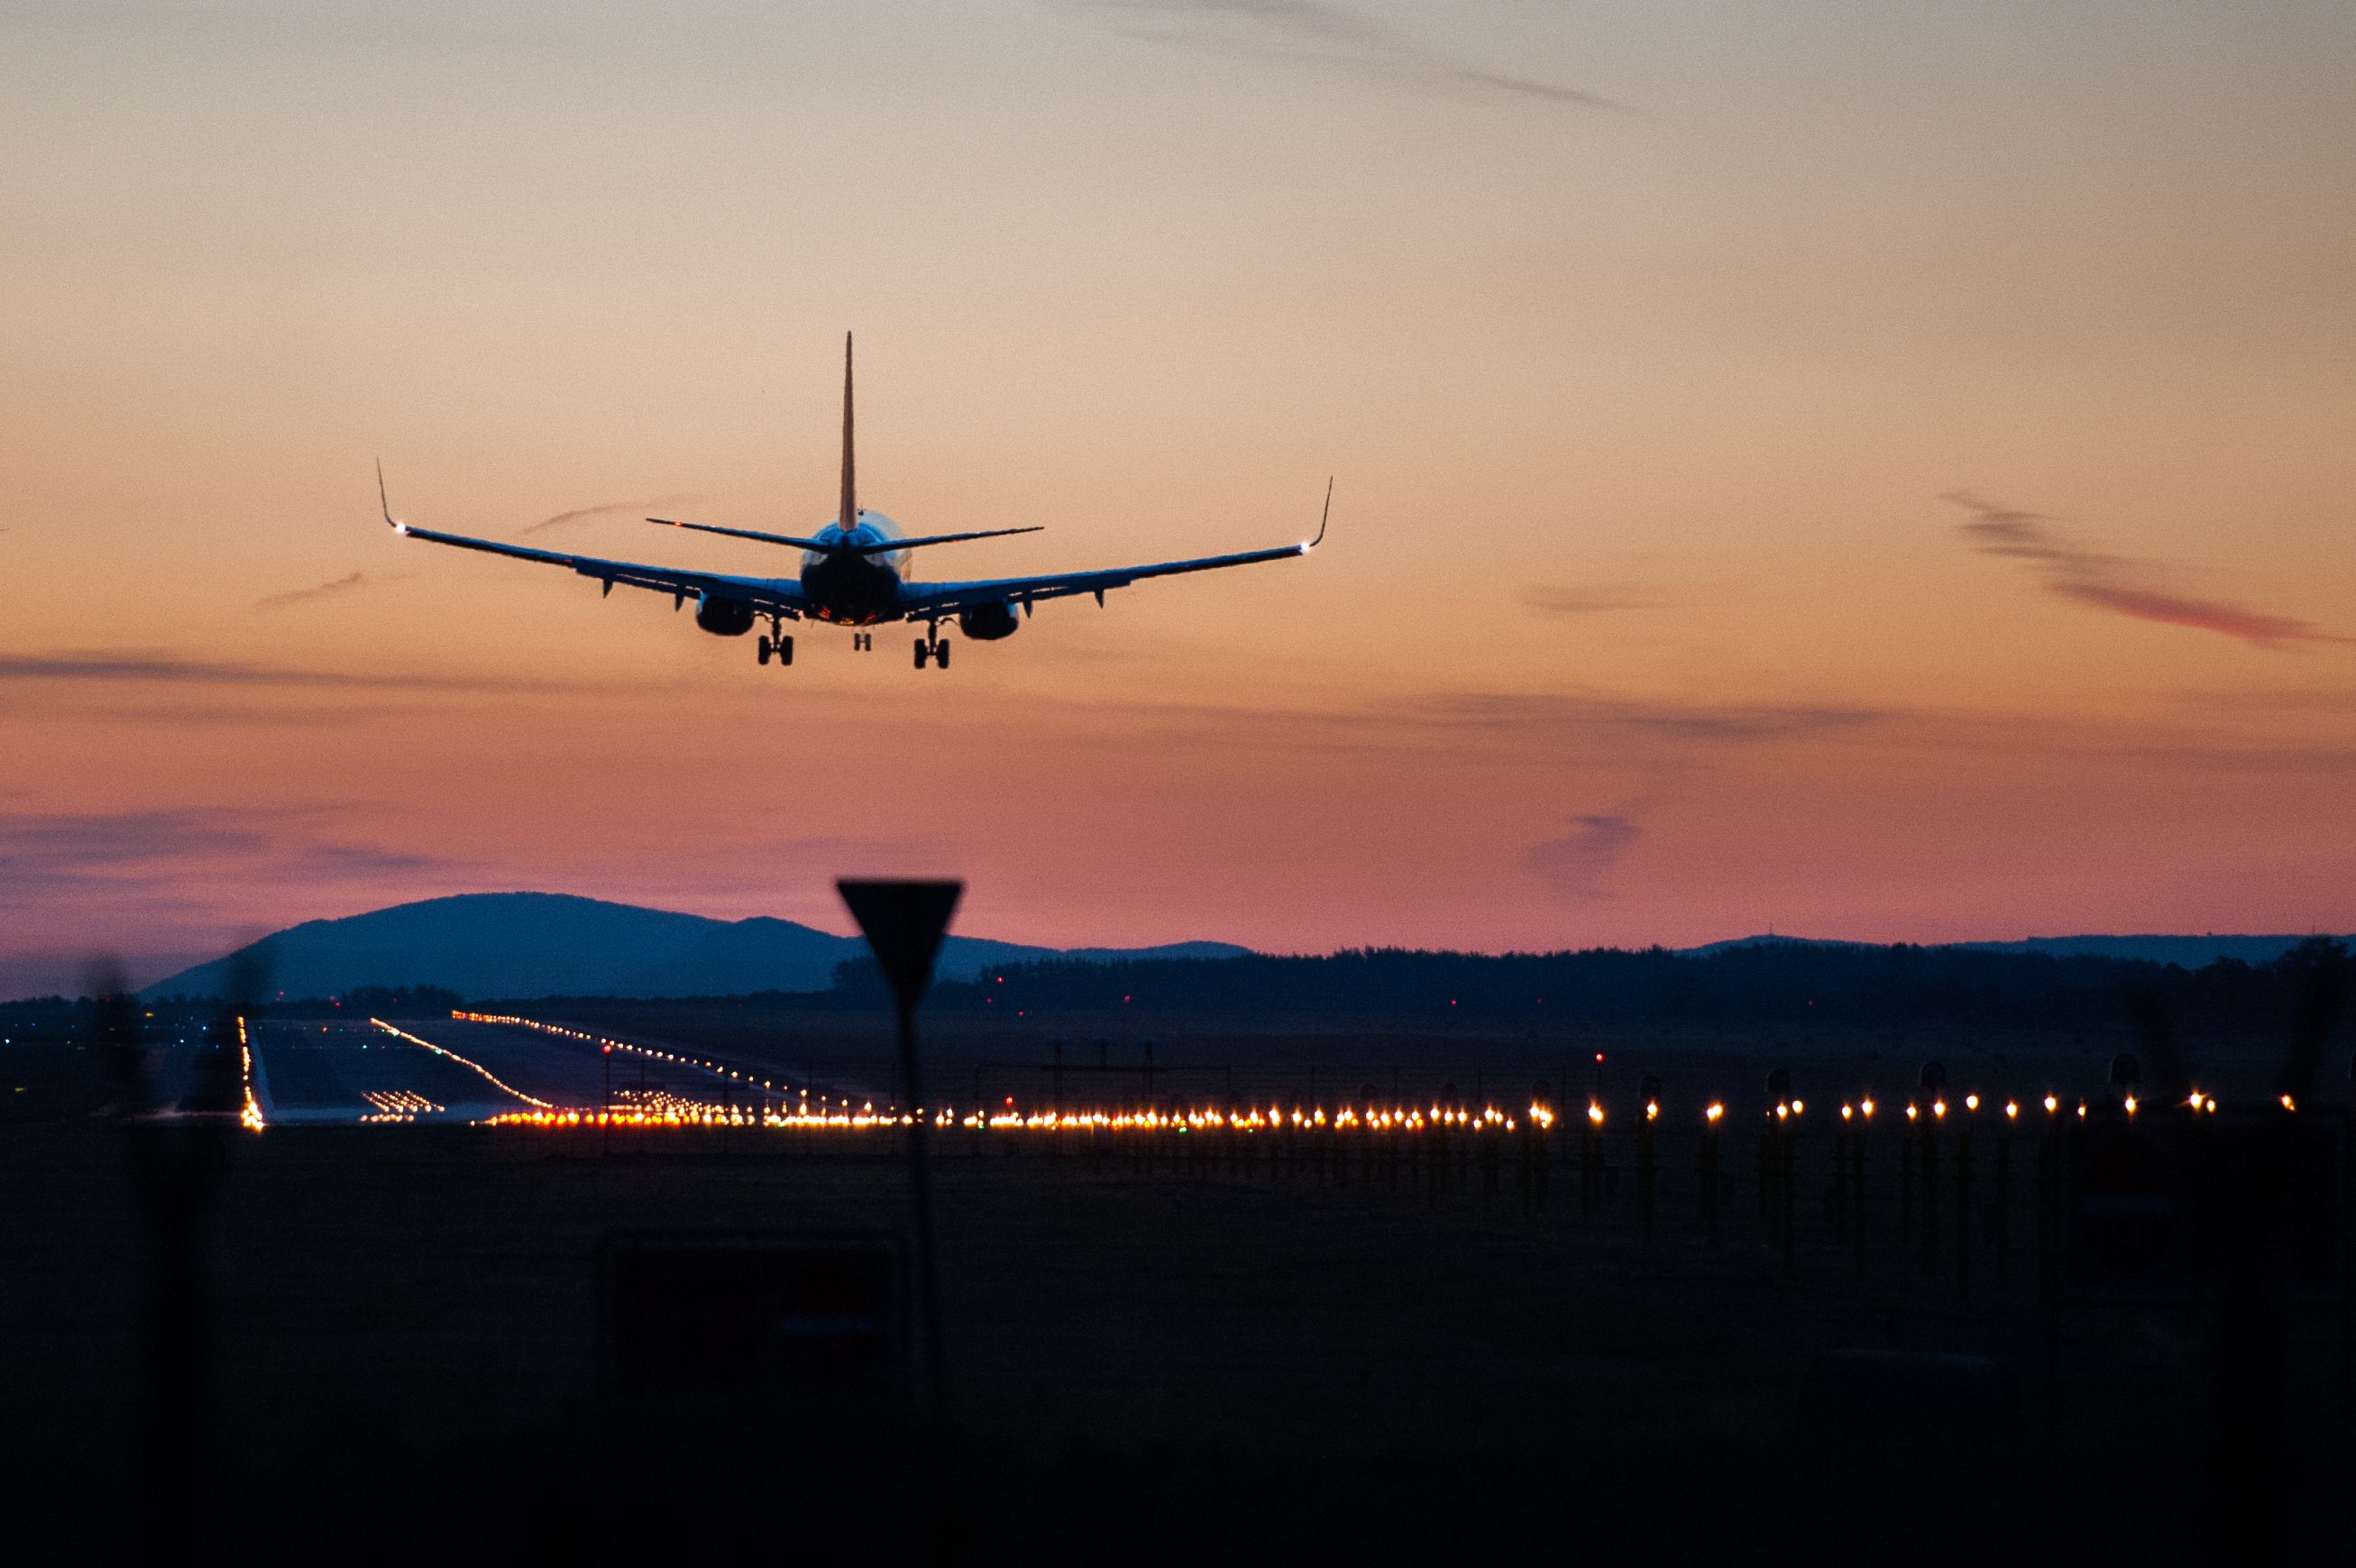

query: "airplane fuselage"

left=799, top=516, right=908, bottom=625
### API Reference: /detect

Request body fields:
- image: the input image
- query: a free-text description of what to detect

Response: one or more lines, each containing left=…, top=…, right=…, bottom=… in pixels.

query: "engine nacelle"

left=695, top=594, right=756, bottom=637
left=958, top=600, right=1020, bottom=641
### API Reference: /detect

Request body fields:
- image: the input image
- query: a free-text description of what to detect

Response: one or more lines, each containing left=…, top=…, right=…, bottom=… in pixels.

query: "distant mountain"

left=142, top=893, right=1250, bottom=1002
left=105, top=897, right=2356, bottom=1005
left=1677, top=935, right=1866, bottom=958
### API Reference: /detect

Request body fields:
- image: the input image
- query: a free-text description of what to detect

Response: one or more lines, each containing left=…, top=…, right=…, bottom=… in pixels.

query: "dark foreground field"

left=3, top=1094, right=2349, bottom=1563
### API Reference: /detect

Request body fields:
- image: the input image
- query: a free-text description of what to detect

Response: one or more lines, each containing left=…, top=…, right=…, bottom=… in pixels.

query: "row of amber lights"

left=477, top=1104, right=1547, bottom=1132
left=237, top=1014, right=264, bottom=1133
left=453, top=1094, right=2278, bottom=1133
left=438, top=1013, right=2297, bottom=1131
left=454, top=1011, right=853, bottom=1116
left=361, top=1087, right=445, bottom=1123
left=371, top=1019, right=555, bottom=1110
left=457, top=1012, right=1580, bottom=1132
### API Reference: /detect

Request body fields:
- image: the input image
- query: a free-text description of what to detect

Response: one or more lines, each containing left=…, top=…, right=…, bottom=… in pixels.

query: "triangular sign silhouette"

left=838, top=879, right=963, bottom=1009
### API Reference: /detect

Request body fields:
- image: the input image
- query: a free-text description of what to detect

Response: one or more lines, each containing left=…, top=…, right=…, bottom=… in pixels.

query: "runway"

left=246, top=1014, right=799, bottom=1124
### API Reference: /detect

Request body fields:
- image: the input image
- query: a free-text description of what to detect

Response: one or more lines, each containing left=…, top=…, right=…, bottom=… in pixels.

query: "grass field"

left=1, top=1094, right=2347, bottom=1560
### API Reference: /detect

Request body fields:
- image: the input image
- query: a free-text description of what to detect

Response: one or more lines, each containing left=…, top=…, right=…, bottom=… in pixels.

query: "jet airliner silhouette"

left=381, top=335, right=1326, bottom=669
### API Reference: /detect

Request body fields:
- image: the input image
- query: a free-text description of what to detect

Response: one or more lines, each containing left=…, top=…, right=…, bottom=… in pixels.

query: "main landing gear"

left=756, top=629, right=794, bottom=666
left=913, top=635, right=951, bottom=671
left=851, top=631, right=874, bottom=651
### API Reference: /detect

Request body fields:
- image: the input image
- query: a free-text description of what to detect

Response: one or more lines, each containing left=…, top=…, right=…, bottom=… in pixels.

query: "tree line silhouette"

left=30, top=939, right=2345, bottom=1040
left=841, top=937, right=2356, bottom=1034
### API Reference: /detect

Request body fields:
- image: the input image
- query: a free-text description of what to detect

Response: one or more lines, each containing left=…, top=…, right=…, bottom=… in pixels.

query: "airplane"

left=380, top=334, right=1327, bottom=670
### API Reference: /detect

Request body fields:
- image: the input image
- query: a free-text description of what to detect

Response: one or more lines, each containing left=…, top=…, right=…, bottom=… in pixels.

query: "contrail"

left=524, top=495, right=702, bottom=536
left=1943, top=491, right=2349, bottom=649
left=1068, top=0, right=1635, bottom=114
left=253, top=570, right=380, bottom=611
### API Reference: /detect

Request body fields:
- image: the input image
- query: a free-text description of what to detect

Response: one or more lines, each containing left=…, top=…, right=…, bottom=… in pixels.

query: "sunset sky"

left=5, top=2, right=2353, bottom=993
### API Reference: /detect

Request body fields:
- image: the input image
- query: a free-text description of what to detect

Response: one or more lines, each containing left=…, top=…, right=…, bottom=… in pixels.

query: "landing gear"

left=913, top=637, right=930, bottom=670
left=852, top=631, right=872, bottom=651
left=913, top=634, right=952, bottom=670
left=757, top=624, right=794, bottom=667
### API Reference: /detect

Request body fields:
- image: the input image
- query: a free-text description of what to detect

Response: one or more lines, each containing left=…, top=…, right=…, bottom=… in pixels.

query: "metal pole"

left=898, top=996, right=948, bottom=1415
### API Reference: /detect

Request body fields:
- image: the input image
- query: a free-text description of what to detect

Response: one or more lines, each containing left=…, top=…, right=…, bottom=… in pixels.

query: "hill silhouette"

left=142, top=893, right=1247, bottom=1002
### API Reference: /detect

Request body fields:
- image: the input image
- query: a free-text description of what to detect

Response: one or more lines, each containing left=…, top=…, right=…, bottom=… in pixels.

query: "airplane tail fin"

left=839, top=332, right=857, bottom=536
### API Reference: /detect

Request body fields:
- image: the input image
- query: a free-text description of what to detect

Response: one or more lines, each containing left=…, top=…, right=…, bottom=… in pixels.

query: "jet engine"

left=957, top=601, right=1020, bottom=641
left=694, top=594, right=756, bottom=637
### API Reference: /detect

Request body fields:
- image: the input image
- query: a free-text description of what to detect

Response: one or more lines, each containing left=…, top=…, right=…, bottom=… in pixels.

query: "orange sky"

left=5, top=3, right=2353, bottom=989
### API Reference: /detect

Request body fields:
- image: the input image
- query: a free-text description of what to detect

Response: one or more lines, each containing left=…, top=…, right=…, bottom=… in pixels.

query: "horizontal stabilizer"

left=647, top=518, right=833, bottom=551
left=872, top=526, right=1043, bottom=552
left=647, top=518, right=1042, bottom=554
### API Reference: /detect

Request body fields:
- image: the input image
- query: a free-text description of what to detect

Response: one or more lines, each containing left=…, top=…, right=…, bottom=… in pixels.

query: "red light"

left=1594, top=1052, right=1605, bottom=1063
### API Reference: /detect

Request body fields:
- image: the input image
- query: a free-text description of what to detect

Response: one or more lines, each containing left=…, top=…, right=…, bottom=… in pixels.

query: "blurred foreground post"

left=839, top=878, right=962, bottom=1417
left=103, top=960, right=245, bottom=1549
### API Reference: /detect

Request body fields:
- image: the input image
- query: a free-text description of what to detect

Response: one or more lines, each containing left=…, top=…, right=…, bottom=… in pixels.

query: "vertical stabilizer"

left=839, top=331, right=857, bottom=535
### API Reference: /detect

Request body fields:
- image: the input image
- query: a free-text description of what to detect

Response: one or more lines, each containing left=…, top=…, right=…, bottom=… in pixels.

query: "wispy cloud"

left=253, top=569, right=396, bottom=611
left=1944, top=491, right=2350, bottom=649
left=0, top=650, right=572, bottom=693
left=1523, top=812, right=1640, bottom=901
left=1422, top=691, right=1887, bottom=745
left=523, top=495, right=701, bottom=536
left=1069, top=0, right=1633, bottom=113
left=1524, top=584, right=1672, bottom=616
left=0, top=807, right=448, bottom=905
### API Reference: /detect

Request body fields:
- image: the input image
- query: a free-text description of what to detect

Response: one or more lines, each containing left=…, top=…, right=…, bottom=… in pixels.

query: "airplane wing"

left=895, top=482, right=1330, bottom=621
left=895, top=541, right=1312, bottom=620
left=383, top=475, right=805, bottom=616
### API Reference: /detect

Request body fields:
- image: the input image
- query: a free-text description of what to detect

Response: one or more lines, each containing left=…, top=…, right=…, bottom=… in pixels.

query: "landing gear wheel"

left=777, top=635, right=793, bottom=666
left=756, top=636, right=772, bottom=665
left=913, top=638, right=930, bottom=670
left=935, top=637, right=950, bottom=669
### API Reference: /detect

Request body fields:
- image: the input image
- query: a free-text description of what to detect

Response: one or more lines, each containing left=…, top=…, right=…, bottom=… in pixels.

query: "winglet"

left=377, top=460, right=408, bottom=535
left=1302, top=476, right=1333, bottom=552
